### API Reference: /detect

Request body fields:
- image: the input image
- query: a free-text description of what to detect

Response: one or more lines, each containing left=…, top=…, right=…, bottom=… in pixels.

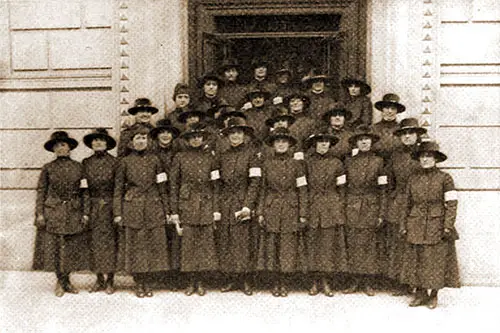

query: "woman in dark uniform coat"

left=256, top=128, right=308, bottom=297
left=216, top=118, right=261, bottom=295
left=169, top=124, right=220, bottom=296
left=386, top=118, right=427, bottom=295
left=195, top=72, right=228, bottom=114
left=33, top=131, right=89, bottom=297
left=341, top=77, right=373, bottom=128
left=321, top=107, right=354, bottom=161
left=343, top=125, right=388, bottom=296
left=304, top=133, right=348, bottom=297
left=400, top=141, right=460, bottom=309
left=286, top=93, right=317, bottom=160
left=113, top=127, right=170, bottom=297
left=151, top=119, right=181, bottom=290
left=82, top=128, right=119, bottom=294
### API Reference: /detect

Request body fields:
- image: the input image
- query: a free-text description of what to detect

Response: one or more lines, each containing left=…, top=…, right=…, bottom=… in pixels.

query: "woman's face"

left=228, top=130, right=245, bottom=147
left=188, top=134, right=204, bottom=148
left=348, top=84, right=361, bottom=97
left=277, top=72, right=290, bottom=84
left=186, top=115, right=200, bottom=125
left=356, top=136, right=372, bottom=152
left=311, top=80, right=324, bottom=93
left=419, top=152, right=436, bottom=169
left=54, top=142, right=70, bottom=157
left=175, top=94, right=190, bottom=108
left=289, top=98, right=304, bottom=114
left=224, top=68, right=239, bottom=82
left=274, top=119, right=289, bottom=129
left=132, top=134, right=148, bottom=151
left=399, top=130, right=418, bottom=146
left=251, top=96, right=265, bottom=108
left=254, top=66, right=267, bottom=79
left=135, top=111, right=152, bottom=124
left=382, top=106, right=398, bottom=121
left=316, top=140, right=331, bottom=154
left=91, top=138, right=107, bottom=152
left=203, top=80, right=218, bottom=97
left=158, top=131, right=173, bottom=146
left=273, top=138, right=290, bottom=153
left=329, top=114, right=345, bottom=128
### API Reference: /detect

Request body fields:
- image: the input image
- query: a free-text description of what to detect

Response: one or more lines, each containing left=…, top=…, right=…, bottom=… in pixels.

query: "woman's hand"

left=113, top=216, right=123, bottom=227
left=35, top=215, right=46, bottom=229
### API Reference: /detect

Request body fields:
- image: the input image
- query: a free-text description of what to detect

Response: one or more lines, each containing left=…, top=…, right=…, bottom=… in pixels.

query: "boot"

left=135, top=283, right=145, bottom=298
left=427, top=289, right=438, bottom=309
left=144, top=283, right=153, bottom=297
left=105, top=276, right=115, bottom=295
left=89, top=274, right=106, bottom=293
left=185, top=282, right=196, bottom=296
left=220, top=278, right=235, bottom=293
left=279, top=285, right=288, bottom=297
left=309, top=280, right=319, bottom=296
left=271, top=283, right=281, bottom=297
left=322, top=278, right=334, bottom=297
left=363, top=285, right=375, bottom=297
left=196, top=280, right=206, bottom=296
left=243, top=280, right=253, bottom=296
left=409, top=288, right=428, bottom=307
left=54, top=280, right=65, bottom=297
left=63, top=276, right=79, bottom=294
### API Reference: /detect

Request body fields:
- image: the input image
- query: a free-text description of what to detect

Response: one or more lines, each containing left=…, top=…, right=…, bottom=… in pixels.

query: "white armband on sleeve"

left=336, top=174, right=346, bottom=185
left=210, top=169, right=220, bottom=180
left=296, top=176, right=307, bottom=187
left=352, top=148, right=359, bottom=156
left=444, top=190, right=458, bottom=201
left=293, top=152, right=304, bottom=160
left=377, top=175, right=388, bottom=185
left=156, top=172, right=167, bottom=183
left=80, top=178, right=88, bottom=189
left=273, top=96, right=283, bottom=105
left=249, top=167, right=262, bottom=178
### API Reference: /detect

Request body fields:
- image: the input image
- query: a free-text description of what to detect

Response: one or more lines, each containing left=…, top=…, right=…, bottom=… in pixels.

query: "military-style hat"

left=150, top=118, right=180, bottom=139
left=177, top=109, right=207, bottom=124
left=412, top=140, right=447, bottom=163
left=44, top=131, right=78, bottom=152
left=219, top=107, right=247, bottom=124
left=304, top=133, right=339, bottom=149
left=275, top=62, right=292, bottom=77
left=284, top=93, right=311, bottom=110
left=197, top=72, right=225, bottom=89
left=374, top=93, right=406, bottom=113
left=393, top=118, right=427, bottom=136
left=251, top=57, right=269, bottom=69
left=265, top=104, right=296, bottom=127
left=181, top=123, right=210, bottom=140
left=128, top=98, right=159, bottom=115
left=264, top=127, right=297, bottom=147
left=172, top=83, right=191, bottom=101
left=83, top=128, right=117, bottom=150
left=322, top=107, right=353, bottom=123
left=221, top=117, right=254, bottom=137
left=348, top=124, right=380, bottom=146
left=341, top=77, right=372, bottom=96
left=301, top=69, right=333, bottom=86
left=219, top=58, right=240, bottom=72
left=246, top=89, right=272, bottom=102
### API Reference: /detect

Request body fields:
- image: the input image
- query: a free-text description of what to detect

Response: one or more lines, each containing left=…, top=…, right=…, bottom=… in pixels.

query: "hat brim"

left=265, top=115, right=296, bottom=128
left=348, top=133, right=380, bottom=146
left=284, top=95, right=311, bottom=110
left=246, top=91, right=271, bottom=101
left=374, top=101, right=406, bottom=113
left=150, top=126, right=180, bottom=139
left=393, top=126, right=427, bottom=137
left=219, top=111, right=247, bottom=123
left=264, top=133, right=298, bottom=147
left=128, top=105, right=159, bottom=115
left=181, top=129, right=210, bottom=141
left=83, top=133, right=117, bottom=150
left=177, top=111, right=206, bottom=124
left=305, top=135, right=339, bottom=149
left=221, top=125, right=254, bottom=137
left=341, top=79, right=372, bottom=96
left=44, top=137, right=78, bottom=152
left=322, top=109, right=353, bottom=122
left=302, top=75, right=333, bottom=85
left=412, top=150, right=447, bottom=163
left=197, top=75, right=225, bottom=89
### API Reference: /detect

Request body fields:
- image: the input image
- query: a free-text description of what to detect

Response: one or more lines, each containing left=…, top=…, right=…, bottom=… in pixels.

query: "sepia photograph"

left=0, top=0, right=499, bottom=332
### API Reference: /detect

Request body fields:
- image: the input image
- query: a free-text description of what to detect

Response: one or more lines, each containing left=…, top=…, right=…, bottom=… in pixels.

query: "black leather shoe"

left=342, top=284, right=358, bottom=294
left=64, top=282, right=79, bottom=294
left=105, top=280, right=115, bottom=295
left=185, top=284, right=195, bottom=296
left=135, top=284, right=145, bottom=298
left=220, top=282, right=234, bottom=293
left=323, top=281, right=334, bottom=297
left=280, top=286, right=288, bottom=297
left=196, top=282, right=206, bottom=296
left=409, top=295, right=427, bottom=307
left=427, top=295, right=438, bottom=309
left=243, top=281, right=253, bottom=296
left=89, top=280, right=105, bottom=293
left=55, top=281, right=65, bottom=297
left=271, top=285, right=281, bottom=297
left=309, top=282, right=319, bottom=296
left=363, top=286, right=375, bottom=297
left=144, top=284, right=153, bottom=297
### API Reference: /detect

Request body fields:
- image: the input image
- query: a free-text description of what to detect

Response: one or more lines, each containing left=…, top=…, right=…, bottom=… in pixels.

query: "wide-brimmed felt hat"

left=322, top=107, right=353, bottom=123
left=83, top=128, right=116, bottom=150
left=341, top=77, right=372, bottom=96
left=219, top=109, right=247, bottom=124
left=264, top=127, right=297, bottom=147
left=265, top=105, right=296, bottom=127
left=251, top=57, right=269, bottom=69
left=181, top=123, right=211, bottom=140
left=197, top=72, right=225, bottom=89
left=284, top=93, right=311, bottom=110
left=219, top=58, right=240, bottom=72
left=128, top=97, right=159, bottom=115
left=348, top=125, right=380, bottom=146
left=412, top=140, right=447, bottom=163
left=172, top=83, right=191, bottom=101
left=304, top=133, right=339, bottom=149
left=301, top=69, right=333, bottom=86
left=246, top=89, right=272, bottom=101
left=150, top=119, right=180, bottom=139
left=275, top=62, right=292, bottom=77
left=177, top=109, right=207, bottom=124
left=393, top=118, right=427, bottom=137
left=44, top=131, right=78, bottom=152
left=374, top=93, right=406, bottom=113
left=221, top=117, right=254, bottom=137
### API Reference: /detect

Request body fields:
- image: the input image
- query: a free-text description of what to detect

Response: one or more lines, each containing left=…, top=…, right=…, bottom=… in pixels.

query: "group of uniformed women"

left=33, top=61, right=460, bottom=309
